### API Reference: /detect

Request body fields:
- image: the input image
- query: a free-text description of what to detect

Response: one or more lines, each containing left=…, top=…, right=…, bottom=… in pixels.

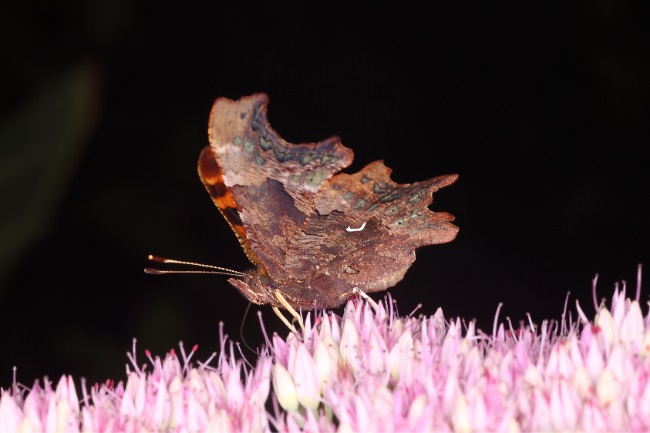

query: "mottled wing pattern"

left=286, top=160, right=458, bottom=297
left=198, top=94, right=353, bottom=281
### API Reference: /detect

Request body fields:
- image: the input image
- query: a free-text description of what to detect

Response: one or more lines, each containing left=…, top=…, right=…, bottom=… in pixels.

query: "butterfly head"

left=226, top=269, right=321, bottom=312
left=226, top=271, right=272, bottom=306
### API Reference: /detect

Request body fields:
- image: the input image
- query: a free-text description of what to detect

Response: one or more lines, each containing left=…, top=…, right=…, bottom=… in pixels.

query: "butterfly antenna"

left=145, top=255, right=246, bottom=277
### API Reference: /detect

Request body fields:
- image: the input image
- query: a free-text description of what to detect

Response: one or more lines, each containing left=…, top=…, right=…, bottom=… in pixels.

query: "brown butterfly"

left=149, top=94, right=458, bottom=331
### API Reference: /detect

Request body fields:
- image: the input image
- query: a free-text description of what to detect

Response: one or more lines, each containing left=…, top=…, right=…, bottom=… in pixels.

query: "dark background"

left=1, top=2, right=648, bottom=387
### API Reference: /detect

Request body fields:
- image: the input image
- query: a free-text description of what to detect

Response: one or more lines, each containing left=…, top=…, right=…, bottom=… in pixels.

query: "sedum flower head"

left=1, top=332, right=272, bottom=432
left=2, top=268, right=650, bottom=432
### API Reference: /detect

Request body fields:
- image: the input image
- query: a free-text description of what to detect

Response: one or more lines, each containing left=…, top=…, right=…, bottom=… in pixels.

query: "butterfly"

left=150, top=93, right=458, bottom=331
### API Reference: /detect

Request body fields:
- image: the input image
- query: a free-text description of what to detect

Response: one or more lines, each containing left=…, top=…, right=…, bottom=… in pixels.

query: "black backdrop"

left=1, top=2, right=648, bottom=387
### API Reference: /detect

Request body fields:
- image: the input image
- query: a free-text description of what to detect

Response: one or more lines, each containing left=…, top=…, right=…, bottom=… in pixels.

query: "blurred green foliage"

left=0, top=0, right=131, bottom=293
left=0, top=64, right=101, bottom=289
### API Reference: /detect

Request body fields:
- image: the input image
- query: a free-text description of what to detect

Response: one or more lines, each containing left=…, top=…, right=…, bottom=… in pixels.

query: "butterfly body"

left=198, top=94, right=458, bottom=310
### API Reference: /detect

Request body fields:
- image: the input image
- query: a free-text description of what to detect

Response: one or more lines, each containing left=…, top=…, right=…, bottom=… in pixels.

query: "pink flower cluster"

left=1, top=271, right=649, bottom=432
left=0, top=336, right=271, bottom=432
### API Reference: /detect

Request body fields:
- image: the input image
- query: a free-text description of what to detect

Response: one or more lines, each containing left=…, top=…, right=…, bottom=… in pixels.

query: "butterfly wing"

left=199, top=93, right=457, bottom=309
left=198, top=94, right=354, bottom=280
left=285, top=160, right=458, bottom=306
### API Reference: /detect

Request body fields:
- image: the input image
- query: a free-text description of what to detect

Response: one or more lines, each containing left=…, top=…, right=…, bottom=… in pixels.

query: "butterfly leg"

left=273, top=290, right=305, bottom=333
left=352, top=287, right=379, bottom=310
left=272, top=307, right=298, bottom=334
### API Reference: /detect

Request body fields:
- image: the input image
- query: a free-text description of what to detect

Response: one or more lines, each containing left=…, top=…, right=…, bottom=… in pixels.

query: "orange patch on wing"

left=215, top=192, right=237, bottom=210
left=230, top=221, right=248, bottom=239
left=198, top=145, right=261, bottom=268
